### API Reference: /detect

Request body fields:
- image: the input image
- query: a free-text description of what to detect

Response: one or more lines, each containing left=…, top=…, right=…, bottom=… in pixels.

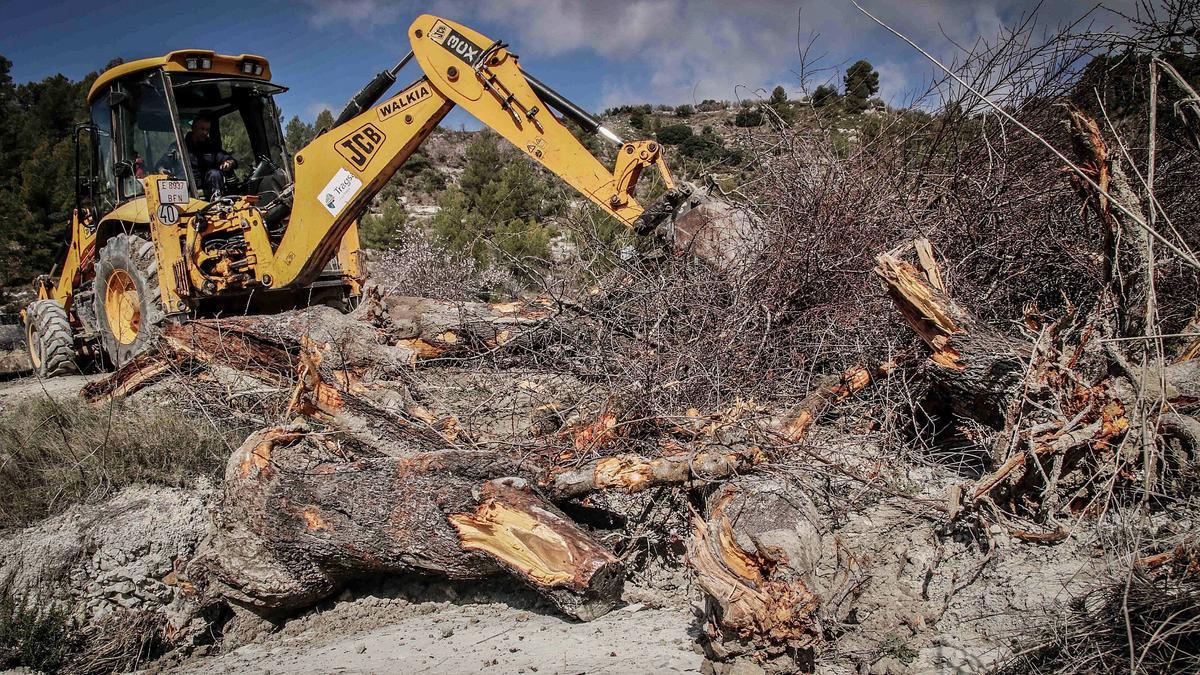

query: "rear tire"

left=93, top=233, right=165, bottom=367
left=24, top=300, right=78, bottom=378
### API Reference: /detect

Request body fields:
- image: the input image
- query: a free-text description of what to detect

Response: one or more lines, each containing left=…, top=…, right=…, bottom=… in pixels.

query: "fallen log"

left=361, top=289, right=563, bottom=361
left=187, top=423, right=623, bottom=621
left=549, top=445, right=765, bottom=498
left=84, top=288, right=568, bottom=403
left=546, top=365, right=878, bottom=497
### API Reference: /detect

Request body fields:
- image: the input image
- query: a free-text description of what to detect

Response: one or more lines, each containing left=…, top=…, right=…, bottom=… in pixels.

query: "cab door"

left=75, top=93, right=118, bottom=226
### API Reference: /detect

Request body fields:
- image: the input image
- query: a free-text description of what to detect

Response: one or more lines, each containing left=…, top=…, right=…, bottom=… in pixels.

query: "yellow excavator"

left=23, top=14, right=722, bottom=377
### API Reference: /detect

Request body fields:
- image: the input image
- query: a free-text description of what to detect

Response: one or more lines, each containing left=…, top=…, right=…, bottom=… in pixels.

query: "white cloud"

left=300, top=0, right=1139, bottom=106
left=306, top=101, right=336, bottom=119
left=303, top=0, right=408, bottom=29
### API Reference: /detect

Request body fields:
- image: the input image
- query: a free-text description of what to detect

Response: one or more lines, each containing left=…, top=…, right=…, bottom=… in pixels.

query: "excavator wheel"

left=93, top=233, right=165, bottom=368
left=24, top=300, right=78, bottom=378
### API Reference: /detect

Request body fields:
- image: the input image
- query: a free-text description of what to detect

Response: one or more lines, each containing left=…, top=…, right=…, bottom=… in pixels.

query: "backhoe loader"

left=23, top=14, right=726, bottom=377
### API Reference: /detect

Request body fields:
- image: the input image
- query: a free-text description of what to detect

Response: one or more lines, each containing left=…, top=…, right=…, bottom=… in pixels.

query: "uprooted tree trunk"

left=874, top=112, right=1199, bottom=532
left=874, top=245, right=1027, bottom=427
left=186, top=424, right=624, bottom=621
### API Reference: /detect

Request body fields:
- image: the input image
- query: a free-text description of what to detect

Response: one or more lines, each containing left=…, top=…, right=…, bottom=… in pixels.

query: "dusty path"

left=0, top=373, right=103, bottom=410
left=175, top=581, right=704, bottom=675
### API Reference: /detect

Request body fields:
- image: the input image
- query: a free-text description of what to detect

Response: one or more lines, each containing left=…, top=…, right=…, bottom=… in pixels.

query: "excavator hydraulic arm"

left=266, top=14, right=675, bottom=289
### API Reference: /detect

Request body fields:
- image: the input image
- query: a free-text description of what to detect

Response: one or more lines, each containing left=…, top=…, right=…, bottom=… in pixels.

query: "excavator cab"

left=94, top=58, right=291, bottom=205
left=166, top=73, right=291, bottom=201
left=25, top=50, right=362, bottom=376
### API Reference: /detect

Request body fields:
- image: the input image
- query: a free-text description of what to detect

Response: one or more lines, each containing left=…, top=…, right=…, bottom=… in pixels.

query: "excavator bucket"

left=635, top=182, right=761, bottom=270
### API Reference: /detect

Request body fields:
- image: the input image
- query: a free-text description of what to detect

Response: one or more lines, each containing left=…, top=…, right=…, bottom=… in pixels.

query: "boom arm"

left=266, top=14, right=673, bottom=289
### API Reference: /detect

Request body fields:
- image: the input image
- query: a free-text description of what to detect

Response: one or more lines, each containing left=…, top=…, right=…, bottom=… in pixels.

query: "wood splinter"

left=450, top=479, right=624, bottom=621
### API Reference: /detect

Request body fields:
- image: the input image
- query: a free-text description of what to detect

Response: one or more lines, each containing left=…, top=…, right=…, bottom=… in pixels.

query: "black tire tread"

left=94, top=233, right=165, bottom=366
left=26, top=299, right=77, bottom=377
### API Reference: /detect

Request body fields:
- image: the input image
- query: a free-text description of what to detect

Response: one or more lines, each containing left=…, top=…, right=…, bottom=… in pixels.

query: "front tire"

left=24, top=299, right=78, bottom=378
left=93, top=233, right=165, bottom=367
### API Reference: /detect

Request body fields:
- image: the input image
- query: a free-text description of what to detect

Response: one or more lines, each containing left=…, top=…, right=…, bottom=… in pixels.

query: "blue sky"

left=2, top=0, right=1137, bottom=129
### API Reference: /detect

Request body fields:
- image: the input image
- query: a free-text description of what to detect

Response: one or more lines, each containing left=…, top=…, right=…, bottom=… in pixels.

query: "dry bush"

left=542, top=2, right=1197, bottom=512
left=367, top=228, right=516, bottom=301
left=998, top=539, right=1200, bottom=673
left=64, top=610, right=169, bottom=675
left=0, top=397, right=239, bottom=528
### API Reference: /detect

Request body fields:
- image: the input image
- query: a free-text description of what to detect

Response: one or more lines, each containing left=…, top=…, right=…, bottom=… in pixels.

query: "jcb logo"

left=429, top=21, right=450, bottom=44
left=335, top=123, right=386, bottom=171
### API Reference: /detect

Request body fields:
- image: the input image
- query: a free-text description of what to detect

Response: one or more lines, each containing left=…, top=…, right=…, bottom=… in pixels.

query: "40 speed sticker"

left=156, top=203, right=180, bottom=225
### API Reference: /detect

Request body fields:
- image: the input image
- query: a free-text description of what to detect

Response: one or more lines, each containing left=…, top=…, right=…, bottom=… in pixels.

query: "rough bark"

left=187, top=424, right=623, bottom=621
left=549, top=446, right=766, bottom=498
left=359, top=288, right=563, bottom=361
left=85, top=290, right=566, bottom=403
left=1065, top=104, right=1153, bottom=340
left=547, top=365, right=876, bottom=498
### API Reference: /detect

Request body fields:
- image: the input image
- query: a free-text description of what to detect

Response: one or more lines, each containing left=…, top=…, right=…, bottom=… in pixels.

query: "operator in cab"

left=185, top=113, right=236, bottom=198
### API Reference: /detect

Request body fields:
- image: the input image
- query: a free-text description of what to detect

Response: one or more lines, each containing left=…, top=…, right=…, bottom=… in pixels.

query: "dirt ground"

left=173, top=577, right=703, bottom=675
left=0, top=370, right=1130, bottom=674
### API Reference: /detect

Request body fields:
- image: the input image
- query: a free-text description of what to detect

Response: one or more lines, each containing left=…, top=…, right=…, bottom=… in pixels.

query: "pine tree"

left=431, top=132, right=563, bottom=273
left=285, top=115, right=315, bottom=154
left=843, top=60, right=880, bottom=113
left=768, top=85, right=795, bottom=124
left=313, top=109, right=334, bottom=132
left=811, top=84, right=839, bottom=108
left=359, top=198, right=409, bottom=249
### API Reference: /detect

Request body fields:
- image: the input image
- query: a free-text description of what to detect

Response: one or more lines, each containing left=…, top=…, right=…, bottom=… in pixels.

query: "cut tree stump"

left=875, top=250, right=1027, bottom=426
left=688, top=486, right=821, bottom=669
left=187, top=423, right=623, bottom=621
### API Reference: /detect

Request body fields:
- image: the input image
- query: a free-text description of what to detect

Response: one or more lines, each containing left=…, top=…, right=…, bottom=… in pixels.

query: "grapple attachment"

left=634, top=182, right=760, bottom=270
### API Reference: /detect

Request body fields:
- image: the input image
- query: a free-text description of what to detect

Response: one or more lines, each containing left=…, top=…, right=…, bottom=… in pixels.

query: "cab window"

left=115, top=71, right=188, bottom=198
left=89, top=97, right=117, bottom=215
left=169, top=74, right=291, bottom=187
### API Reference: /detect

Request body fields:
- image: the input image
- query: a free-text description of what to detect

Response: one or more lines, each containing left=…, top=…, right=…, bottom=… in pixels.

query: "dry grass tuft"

left=0, top=397, right=240, bottom=529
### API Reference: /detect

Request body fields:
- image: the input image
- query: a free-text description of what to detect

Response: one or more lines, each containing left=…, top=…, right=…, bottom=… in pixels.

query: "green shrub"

left=674, top=104, right=694, bottom=117
left=0, top=588, right=77, bottom=672
left=431, top=132, right=563, bottom=276
left=656, top=124, right=693, bottom=145
left=812, top=84, right=840, bottom=108
left=360, top=198, right=409, bottom=250
left=734, top=108, right=765, bottom=127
